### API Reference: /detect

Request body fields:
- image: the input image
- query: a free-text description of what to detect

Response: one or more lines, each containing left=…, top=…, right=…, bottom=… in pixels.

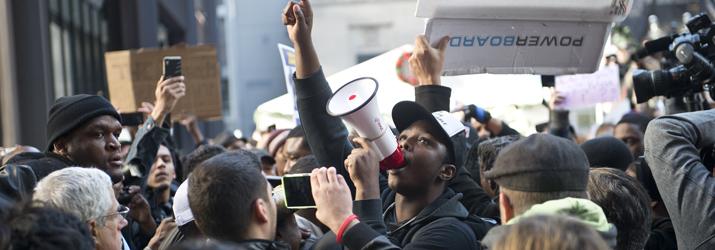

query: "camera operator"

left=644, top=109, right=715, bottom=249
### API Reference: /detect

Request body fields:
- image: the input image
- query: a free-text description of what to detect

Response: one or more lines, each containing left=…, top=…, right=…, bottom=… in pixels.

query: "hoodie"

left=341, top=188, right=483, bottom=250
left=481, top=197, right=617, bottom=248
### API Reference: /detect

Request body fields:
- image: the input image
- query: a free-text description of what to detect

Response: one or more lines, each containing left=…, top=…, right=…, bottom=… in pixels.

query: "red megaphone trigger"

left=379, top=147, right=406, bottom=171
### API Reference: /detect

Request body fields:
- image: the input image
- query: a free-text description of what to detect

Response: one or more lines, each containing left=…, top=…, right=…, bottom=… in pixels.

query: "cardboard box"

left=416, top=0, right=632, bottom=75
left=105, top=45, right=223, bottom=121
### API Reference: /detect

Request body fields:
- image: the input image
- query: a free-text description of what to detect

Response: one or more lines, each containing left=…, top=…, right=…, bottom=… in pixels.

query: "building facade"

left=1, top=0, right=222, bottom=150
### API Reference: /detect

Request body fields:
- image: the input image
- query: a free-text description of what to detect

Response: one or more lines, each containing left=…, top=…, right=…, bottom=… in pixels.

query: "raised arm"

left=283, top=0, right=354, bottom=186
left=125, top=76, right=185, bottom=178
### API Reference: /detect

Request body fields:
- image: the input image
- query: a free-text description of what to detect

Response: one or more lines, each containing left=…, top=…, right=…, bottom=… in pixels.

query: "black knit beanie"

left=617, top=112, right=652, bottom=134
left=46, top=94, right=121, bottom=152
left=580, top=136, right=634, bottom=172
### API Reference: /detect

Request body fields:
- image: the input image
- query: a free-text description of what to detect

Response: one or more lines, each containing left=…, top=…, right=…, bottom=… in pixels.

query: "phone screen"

left=282, top=174, right=316, bottom=209
left=119, top=112, right=144, bottom=126
left=163, top=56, right=182, bottom=78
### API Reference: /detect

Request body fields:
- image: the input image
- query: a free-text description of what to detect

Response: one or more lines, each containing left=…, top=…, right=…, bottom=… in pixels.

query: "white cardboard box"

left=417, top=0, right=632, bottom=75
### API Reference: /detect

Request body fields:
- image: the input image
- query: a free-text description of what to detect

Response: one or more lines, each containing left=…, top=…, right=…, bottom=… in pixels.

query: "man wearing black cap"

left=309, top=101, right=483, bottom=249
left=0, top=76, right=185, bottom=200
left=480, top=134, right=617, bottom=248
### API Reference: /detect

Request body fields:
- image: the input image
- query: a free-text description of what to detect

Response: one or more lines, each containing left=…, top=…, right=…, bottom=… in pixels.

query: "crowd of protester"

left=2, top=0, right=715, bottom=249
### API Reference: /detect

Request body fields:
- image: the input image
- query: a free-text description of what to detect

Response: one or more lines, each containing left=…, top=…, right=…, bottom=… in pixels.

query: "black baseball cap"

left=392, top=101, right=465, bottom=165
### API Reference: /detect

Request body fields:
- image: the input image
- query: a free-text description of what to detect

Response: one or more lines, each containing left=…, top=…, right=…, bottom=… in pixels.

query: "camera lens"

left=633, top=69, right=658, bottom=103
left=633, top=67, right=690, bottom=103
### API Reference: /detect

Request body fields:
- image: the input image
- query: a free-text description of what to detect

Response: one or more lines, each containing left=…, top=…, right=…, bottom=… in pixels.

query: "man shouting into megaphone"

left=282, top=0, right=495, bottom=249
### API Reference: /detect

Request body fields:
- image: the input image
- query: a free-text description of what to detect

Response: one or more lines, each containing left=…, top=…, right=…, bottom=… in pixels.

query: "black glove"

left=463, top=104, right=492, bottom=124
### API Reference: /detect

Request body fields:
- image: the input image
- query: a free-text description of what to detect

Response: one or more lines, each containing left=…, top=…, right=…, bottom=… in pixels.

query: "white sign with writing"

left=555, top=65, right=620, bottom=109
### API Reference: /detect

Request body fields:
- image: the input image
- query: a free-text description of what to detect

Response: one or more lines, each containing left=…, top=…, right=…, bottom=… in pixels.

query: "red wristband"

left=336, top=214, right=359, bottom=244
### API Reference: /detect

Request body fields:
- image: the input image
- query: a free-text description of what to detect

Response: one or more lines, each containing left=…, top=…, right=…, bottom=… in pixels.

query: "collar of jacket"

left=382, top=188, right=469, bottom=233
left=231, top=239, right=290, bottom=250
left=45, top=152, right=77, bottom=165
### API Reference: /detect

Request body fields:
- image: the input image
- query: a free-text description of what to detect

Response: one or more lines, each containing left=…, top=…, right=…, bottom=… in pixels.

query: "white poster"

left=278, top=43, right=300, bottom=125
left=555, top=65, right=620, bottom=109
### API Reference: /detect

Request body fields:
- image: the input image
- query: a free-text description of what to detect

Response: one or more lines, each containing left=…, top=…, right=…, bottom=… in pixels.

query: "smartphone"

left=117, top=186, right=133, bottom=205
left=282, top=173, right=316, bottom=209
left=119, top=112, right=145, bottom=126
left=266, top=175, right=282, bottom=188
left=163, top=56, right=182, bottom=78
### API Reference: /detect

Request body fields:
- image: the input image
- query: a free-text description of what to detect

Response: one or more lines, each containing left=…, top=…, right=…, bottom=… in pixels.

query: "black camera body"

left=633, top=13, right=715, bottom=110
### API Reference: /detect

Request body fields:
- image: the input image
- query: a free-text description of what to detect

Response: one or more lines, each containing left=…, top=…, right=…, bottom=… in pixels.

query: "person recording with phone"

left=119, top=58, right=186, bottom=249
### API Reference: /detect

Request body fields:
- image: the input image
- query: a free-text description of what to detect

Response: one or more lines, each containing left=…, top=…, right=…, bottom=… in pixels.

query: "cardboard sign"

left=277, top=43, right=300, bottom=125
left=416, top=0, right=632, bottom=75
left=105, top=45, right=223, bottom=121
left=555, top=65, right=620, bottom=109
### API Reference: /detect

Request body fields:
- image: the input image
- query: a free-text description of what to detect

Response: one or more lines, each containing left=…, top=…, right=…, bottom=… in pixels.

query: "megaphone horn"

left=326, top=77, right=406, bottom=171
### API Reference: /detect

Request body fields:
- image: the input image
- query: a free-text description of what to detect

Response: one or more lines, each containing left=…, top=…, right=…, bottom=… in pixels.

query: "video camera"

left=632, top=13, right=715, bottom=111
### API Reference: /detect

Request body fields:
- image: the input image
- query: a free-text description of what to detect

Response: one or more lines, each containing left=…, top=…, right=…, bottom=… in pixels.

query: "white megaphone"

left=326, top=77, right=406, bottom=171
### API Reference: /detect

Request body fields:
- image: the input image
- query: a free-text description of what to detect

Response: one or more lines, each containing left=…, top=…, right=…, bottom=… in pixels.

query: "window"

left=47, top=0, right=108, bottom=97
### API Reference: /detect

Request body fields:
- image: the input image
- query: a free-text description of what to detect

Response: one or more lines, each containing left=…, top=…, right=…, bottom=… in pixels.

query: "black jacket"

left=341, top=189, right=479, bottom=250
left=231, top=240, right=291, bottom=250
left=5, top=152, right=75, bottom=180
left=645, top=217, right=677, bottom=250
left=124, top=117, right=171, bottom=183
left=0, top=152, right=74, bottom=202
left=294, top=69, right=493, bottom=217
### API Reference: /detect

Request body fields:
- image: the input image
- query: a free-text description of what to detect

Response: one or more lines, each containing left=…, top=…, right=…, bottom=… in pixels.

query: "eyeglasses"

left=100, top=205, right=130, bottom=220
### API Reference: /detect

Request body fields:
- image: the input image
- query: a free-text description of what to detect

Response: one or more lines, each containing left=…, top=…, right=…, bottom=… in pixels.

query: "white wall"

left=222, top=0, right=292, bottom=133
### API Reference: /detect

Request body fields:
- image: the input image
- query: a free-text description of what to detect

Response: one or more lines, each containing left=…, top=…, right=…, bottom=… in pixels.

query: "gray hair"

left=33, top=167, right=115, bottom=225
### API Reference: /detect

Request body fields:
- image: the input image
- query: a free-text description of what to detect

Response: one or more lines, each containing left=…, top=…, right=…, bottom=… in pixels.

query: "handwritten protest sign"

left=555, top=65, right=620, bottom=109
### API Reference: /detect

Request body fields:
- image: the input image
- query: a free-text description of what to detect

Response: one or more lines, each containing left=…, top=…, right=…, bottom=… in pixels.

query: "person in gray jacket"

left=644, top=109, right=715, bottom=249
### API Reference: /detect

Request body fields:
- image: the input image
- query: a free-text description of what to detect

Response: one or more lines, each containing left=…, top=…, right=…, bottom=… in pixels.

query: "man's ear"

left=254, top=198, right=270, bottom=224
left=52, top=136, right=69, bottom=155
left=52, top=142, right=65, bottom=154
left=439, top=164, right=456, bottom=182
left=499, top=192, right=514, bottom=224
left=88, top=220, right=100, bottom=245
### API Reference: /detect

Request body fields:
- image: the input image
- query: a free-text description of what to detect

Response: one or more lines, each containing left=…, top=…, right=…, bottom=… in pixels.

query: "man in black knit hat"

left=0, top=76, right=185, bottom=201
left=580, top=136, right=633, bottom=172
